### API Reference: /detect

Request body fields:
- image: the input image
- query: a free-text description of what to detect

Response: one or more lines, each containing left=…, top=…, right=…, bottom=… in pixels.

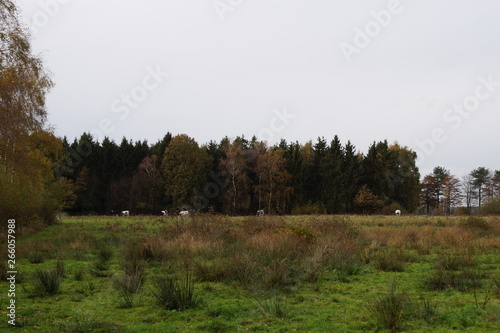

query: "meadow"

left=1, top=214, right=499, bottom=332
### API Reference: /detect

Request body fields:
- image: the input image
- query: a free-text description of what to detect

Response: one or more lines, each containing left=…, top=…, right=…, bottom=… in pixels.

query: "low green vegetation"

left=2, top=214, right=499, bottom=332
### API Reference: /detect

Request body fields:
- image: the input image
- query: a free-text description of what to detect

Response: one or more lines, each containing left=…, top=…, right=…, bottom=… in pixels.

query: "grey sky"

left=18, top=0, right=500, bottom=177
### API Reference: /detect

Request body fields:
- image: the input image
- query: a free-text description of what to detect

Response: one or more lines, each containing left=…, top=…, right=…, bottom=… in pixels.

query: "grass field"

left=1, top=215, right=499, bottom=332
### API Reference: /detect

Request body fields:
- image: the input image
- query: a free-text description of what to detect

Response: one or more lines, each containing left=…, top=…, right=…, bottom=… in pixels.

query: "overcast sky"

left=17, top=0, right=500, bottom=176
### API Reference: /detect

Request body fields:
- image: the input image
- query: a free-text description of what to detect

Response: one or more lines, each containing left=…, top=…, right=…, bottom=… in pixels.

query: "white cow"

left=121, top=210, right=130, bottom=216
left=179, top=210, right=189, bottom=217
left=161, top=210, right=168, bottom=216
left=395, top=209, right=401, bottom=216
left=256, top=210, right=265, bottom=216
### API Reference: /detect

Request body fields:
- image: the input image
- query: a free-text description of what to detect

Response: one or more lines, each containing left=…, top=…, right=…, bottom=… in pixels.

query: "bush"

left=370, top=279, right=412, bottom=332
left=153, top=272, right=204, bottom=311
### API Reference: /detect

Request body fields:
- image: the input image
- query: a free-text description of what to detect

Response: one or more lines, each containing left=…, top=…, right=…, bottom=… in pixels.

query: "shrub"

left=153, top=272, right=204, bottom=311
left=370, top=279, right=412, bottom=332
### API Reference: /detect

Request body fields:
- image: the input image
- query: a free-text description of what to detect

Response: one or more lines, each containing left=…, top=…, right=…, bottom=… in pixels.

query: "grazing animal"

left=110, top=210, right=119, bottom=216
left=179, top=210, right=189, bottom=217
left=121, top=210, right=130, bottom=216
left=161, top=210, right=168, bottom=216
left=395, top=209, right=401, bottom=216
left=256, top=210, right=264, bottom=216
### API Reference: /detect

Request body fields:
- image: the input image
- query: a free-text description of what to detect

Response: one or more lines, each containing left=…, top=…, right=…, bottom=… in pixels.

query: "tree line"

left=420, top=166, right=500, bottom=215
left=58, top=132, right=422, bottom=216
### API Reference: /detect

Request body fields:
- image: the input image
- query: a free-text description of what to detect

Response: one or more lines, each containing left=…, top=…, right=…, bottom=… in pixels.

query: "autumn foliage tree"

left=218, top=139, right=251, bottom=215
left=1, top=0, right=73, bottom=228
left=161, top=134, right=211, bottom=211
left=254, top=147, right=293, bottom=214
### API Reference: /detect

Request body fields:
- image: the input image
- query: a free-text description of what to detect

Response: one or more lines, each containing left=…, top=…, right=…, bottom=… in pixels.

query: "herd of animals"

left=109, top=209, right=403, bottom=217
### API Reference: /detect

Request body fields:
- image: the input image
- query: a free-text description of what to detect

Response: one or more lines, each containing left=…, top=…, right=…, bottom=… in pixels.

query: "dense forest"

left=60, top=133, right=421, bottom=216
left=59, top=132, right=499, bottom=216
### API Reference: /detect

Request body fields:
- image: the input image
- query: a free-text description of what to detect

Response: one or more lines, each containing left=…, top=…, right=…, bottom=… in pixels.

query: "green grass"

left=1, top=215, right=499, bottom=332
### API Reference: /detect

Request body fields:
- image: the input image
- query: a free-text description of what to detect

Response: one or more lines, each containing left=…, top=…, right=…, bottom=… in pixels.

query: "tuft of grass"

left=370, top=279, right=412, bottom=332
left=256, top=297, right=290, bottom=319
left=374, top=248, right=408, bottom=272
left=73, top=268, right=85, bottom=281
left=424, top=268, right=487, bottom=291
left=153, top=272, right=204, bottom=311
left=113, top=261, right=146, bottom=308
left=97, top=244, right=113, bottom=262
left=191, top=258, right=227, bottom=282
left=28, top=251, right=46, bottom=264
left=434, top=253, right=476, bottom=271
left=90, top=259, right=112, bottom=277
left=417, top=296, right=440, bottom=324
left=31, top=265, right=63, bottom=296
left=58, top=313, right=120, bottom=333
left=334, top=261, right=362, bottom=283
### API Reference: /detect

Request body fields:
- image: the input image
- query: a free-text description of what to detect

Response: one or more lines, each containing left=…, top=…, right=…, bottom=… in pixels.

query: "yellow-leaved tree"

left=1, top=0, right=73, bottom=230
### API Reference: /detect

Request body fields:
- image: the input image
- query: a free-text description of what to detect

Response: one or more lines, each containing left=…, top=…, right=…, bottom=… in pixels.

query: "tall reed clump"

left=89, top=242, right=114, bottom=277
left=113, top=246, right=147, bottom=308
left=370, top=279, right=412, bottom=332
left=153, top=272, right=204, bottom=311
left=31, top=261, right=65, bottom=296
